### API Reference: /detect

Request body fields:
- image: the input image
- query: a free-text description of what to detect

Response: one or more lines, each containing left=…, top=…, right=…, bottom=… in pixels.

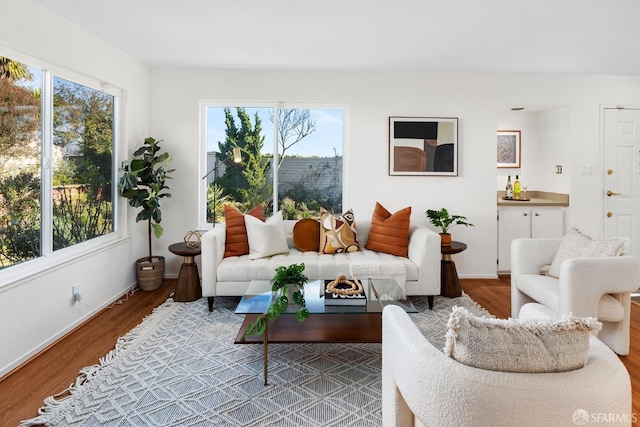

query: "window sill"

left=0, top=235, right=130, bottom=293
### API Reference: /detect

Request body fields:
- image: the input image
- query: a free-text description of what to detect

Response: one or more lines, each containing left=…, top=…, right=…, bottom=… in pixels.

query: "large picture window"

left=201, top=104, right=344, bottom=226
left=0, top=54, right=116, bottom=271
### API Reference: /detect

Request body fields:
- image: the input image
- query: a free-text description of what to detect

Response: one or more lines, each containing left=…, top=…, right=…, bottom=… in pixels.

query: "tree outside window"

left=203, top=105, right=343, bottom=224
left=0, top=55, right=115, bottom=270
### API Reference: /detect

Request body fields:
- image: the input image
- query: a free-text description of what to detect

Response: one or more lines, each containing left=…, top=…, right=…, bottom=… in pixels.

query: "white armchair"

left=511, top=238, right=640, bottom=355
left=382, top=304, right=632, bottom=427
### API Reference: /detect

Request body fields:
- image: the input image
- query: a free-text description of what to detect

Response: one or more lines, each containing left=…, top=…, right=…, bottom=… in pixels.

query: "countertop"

left=497, top=191, right=569, bottom=207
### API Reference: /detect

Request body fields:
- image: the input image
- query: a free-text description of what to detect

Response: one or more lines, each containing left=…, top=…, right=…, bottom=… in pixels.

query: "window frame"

left=0, top=48, right=123, bottom=289
left=198, top=101, right=349, bottom=229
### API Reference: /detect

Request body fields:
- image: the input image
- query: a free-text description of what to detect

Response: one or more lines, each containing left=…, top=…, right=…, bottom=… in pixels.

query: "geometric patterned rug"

left=20, top=294, right=490, bottom=427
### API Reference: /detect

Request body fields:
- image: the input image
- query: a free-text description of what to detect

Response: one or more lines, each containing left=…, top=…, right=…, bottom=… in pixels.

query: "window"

left=201, top=104, right=344, bottom=226
left=0, top=54, right=116, bottom=271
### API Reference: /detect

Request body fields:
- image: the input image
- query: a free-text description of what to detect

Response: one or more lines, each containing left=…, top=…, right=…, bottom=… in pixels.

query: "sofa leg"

left=427, top=295, right=434, bottom=310
left=208, top=297, right=214, bottom=312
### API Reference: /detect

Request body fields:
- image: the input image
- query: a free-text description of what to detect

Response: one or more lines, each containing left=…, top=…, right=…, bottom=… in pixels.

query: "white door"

left=603, top=108, right=640, bottom=255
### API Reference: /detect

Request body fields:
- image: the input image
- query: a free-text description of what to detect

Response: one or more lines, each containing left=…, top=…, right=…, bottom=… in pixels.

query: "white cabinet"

left=497, top=207, right=565, bottom=272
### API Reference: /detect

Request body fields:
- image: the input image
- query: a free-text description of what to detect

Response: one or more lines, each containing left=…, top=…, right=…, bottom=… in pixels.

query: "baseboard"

left=0, top=282, right=137, bottom=379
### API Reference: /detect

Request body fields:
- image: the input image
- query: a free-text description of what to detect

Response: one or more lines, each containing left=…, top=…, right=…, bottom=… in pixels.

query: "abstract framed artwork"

left=497, top=130, right=521, bottom=168
left=389, top=117, right=458, bottom=176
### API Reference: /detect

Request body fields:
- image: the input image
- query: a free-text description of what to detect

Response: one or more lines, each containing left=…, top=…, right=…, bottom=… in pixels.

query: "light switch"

left=581, top=165, right=595, bottom=175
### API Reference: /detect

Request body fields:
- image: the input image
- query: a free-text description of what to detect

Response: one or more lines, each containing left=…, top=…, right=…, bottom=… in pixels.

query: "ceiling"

left=34, top=0, right=640, bottom=76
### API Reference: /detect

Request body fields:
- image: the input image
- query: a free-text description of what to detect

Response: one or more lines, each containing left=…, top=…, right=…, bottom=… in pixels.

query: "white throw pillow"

left=444, top=306, right=601, bottom=373
left=547, top=227, right=629, bottom=278
left=245, top=210, right=289, bottom=260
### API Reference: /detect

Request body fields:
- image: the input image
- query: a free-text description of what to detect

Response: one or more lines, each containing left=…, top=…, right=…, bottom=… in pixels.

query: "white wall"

left=150, top=70, right=640, bottom=281
left=538, top=106, right=572, bottom=194
left=0, top=0, right=150, bottom=376
left=496, top=106, right=571, bottom=194
left=497, top=110, right=541, bottom=191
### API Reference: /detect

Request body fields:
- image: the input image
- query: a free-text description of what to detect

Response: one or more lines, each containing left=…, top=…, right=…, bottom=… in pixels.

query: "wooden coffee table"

left=234, top=278, right=416, bottom=384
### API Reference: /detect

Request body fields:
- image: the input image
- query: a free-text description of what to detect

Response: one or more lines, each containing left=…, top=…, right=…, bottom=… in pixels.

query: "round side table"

left=440, top=241, right=467, bottom=298
left=169, top=242, right=202, bottom=302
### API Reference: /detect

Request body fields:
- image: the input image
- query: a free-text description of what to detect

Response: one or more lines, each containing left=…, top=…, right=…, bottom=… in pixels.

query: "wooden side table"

left=441, top=241, right=467, bottom=298
left=169, top=242, right=202, bottom=302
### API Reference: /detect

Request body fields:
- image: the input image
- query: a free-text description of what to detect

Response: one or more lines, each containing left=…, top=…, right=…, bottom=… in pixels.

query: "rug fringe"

left=18, top=298, right=181, bottom=427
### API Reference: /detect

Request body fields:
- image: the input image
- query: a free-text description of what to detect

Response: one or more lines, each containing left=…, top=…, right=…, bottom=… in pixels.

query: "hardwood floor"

left=1, top=277, right=638, bottom=426
left=0, top=279, right=176, bottom=427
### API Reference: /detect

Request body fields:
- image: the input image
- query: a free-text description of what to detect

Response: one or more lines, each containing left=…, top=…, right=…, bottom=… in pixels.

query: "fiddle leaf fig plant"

left=118, top=137, right=175, bottom=260
left=244, top=263, right=309, bottom=337
left=425, top=207, right=474, bottom=234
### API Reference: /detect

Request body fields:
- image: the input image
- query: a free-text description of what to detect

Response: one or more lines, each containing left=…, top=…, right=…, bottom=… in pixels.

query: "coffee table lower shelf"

left=234, top=313, right=383, bottom=344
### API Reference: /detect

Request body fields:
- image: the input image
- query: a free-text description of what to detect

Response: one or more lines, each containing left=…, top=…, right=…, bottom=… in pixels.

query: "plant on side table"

left=118, top=137, right=175, bottom=291
left=244, top=263, right=309, bottom=337
left=426, top=207, right=473, bottom=245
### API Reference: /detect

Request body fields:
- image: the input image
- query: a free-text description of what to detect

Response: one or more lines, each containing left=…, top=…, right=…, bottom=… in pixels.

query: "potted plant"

left=244, top=263, right=309, bottom=337
left=425, top=207, right=473, bottom=245
left=118, top=137, right=175, bottom=291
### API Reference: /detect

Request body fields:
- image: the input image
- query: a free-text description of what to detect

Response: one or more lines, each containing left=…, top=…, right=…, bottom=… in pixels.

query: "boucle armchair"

left=382, top=304, right=632, bottom=427
left=511, top=238, right=640, bottom=355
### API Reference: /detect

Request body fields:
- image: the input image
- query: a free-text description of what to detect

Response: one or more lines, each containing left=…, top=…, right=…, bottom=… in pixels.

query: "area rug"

left=21, top=294, right=490, bottom=427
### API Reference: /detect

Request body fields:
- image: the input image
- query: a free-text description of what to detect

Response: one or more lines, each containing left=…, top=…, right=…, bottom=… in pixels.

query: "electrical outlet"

left=72, top=284, right=81, bottom=302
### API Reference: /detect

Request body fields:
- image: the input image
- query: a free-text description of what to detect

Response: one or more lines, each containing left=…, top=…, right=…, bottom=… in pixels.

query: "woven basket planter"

left=135, top=256, right=165, bottom=291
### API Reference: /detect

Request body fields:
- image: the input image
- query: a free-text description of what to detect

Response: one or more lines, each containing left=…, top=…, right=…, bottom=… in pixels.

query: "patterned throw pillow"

left=364, top=202, right=411, bottom=257
left=223, top=205, right=265, bottom=257
left=547, top=227, right=629, bottom=278
left=445, top=306, right=601, bottom=373
left=319, top=208, right=360, bottom=254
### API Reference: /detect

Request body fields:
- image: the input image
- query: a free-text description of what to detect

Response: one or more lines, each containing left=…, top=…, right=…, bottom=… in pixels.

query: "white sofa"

left=201, top=220, right=441, bottom=311
left=382, top=303, right=632, bottom=427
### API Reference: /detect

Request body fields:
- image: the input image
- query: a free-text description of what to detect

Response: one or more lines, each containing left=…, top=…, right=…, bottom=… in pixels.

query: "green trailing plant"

left=244, top=263, right=309, bottom=337
left=118, top=137, right=174, bottom=260
left=425, top=207, right=474, bottom=234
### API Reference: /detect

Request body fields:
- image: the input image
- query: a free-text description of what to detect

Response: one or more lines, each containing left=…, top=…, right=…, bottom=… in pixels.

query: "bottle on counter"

left=514, top=175, right=521, bottom=199
left=505, top=175, right=513, bottom=199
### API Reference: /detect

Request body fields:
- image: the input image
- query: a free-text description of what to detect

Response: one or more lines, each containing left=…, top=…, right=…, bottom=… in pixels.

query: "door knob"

left=606, top=190, right=622, bottom=197
left=607, top=212, right=613, bottom=218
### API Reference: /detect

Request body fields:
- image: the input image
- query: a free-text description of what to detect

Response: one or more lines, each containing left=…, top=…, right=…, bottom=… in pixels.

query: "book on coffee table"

left=324, top=280, right=367, bottom=306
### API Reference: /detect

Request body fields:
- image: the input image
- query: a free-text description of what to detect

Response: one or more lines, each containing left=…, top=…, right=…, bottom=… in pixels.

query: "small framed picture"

left=389, top=116, right=458, bottom=176
left=497, top=130, right=521, bottom=168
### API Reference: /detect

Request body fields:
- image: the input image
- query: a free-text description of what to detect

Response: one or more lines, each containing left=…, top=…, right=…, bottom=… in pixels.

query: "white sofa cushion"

left=598, top=294, right=625, bottom=322
left=444, top=306, right=601, bottom=373
left=515, top=274, right=560, bottom=311
left=217, top=248, right=353, bottom=282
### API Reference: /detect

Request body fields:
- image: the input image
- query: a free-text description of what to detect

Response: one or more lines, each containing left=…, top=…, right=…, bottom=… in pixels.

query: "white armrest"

left=201, top=225, right=226, bottom=297
left=511, top=238, right=561, bottom=277
left=559, top=255, right=640, bottom=317
left=407, top=225, right=441, bottom=295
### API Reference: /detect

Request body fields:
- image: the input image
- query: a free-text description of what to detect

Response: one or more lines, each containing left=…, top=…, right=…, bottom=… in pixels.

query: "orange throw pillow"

left=365, top=202, right=411, bottom=257
left=223, top=205, right=265, bottom=257
left=293, top=219, right=321, bottom=252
